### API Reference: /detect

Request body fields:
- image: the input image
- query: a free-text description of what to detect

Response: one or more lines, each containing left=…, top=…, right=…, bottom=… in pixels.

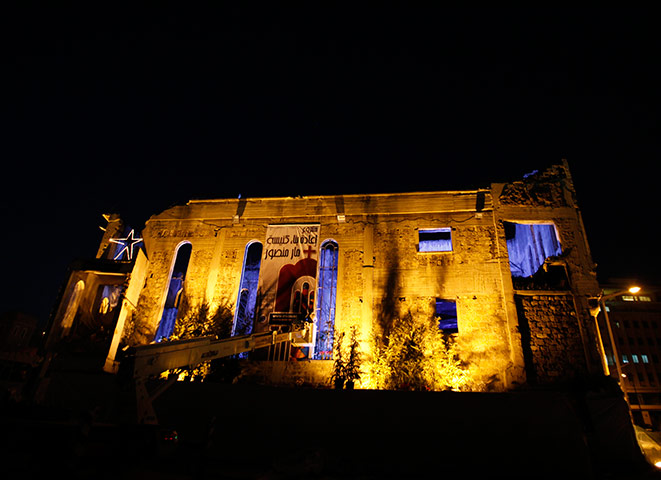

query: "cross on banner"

left=258, top=224, right=320, bottom=332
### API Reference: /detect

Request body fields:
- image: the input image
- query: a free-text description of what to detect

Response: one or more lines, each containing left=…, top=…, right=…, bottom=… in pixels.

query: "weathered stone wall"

left=492, top=160, right=602, bottom=383
left=369, top=214, right=520, bottom=390
left=515, top=294, right=588, bottom=384
left=498, top=163, right=574, bottom=207
left=130, top=218, right=225, bottom=344
left=114, top=162, right=601, bottom=390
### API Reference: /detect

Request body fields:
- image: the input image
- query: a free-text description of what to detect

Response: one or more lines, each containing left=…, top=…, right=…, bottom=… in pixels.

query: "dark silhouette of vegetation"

left=163, top=297, right=235, bottom=381
left=330, top=325, right=363, bottom=389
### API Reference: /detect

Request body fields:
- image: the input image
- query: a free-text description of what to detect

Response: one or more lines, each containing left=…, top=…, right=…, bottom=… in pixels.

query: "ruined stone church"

left=46, top=161, right=603, bottom=390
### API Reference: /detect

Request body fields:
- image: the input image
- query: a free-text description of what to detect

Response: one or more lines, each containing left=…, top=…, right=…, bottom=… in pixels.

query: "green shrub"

left=367, top=312, right=469, bottom=391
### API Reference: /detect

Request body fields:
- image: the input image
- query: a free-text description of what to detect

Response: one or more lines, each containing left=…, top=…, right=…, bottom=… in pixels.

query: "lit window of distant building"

left=622, top=295, right=652, bottom=302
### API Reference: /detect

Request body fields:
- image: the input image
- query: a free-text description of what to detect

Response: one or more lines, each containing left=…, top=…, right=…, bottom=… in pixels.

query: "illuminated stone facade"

left=49, top=161, right=603, bottom=390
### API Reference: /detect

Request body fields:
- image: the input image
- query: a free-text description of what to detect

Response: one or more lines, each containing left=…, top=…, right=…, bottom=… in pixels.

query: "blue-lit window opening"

left=233, top=242, right=263, bottom=337
left=154, top=242, right=192, bottom=342
left=418, top=228, right=452, bottom=252
left=504, top=222, right=562, bottom=277
left=436, top=298, right=458, bottom=334
left=314, top=240, right=339, bottom=360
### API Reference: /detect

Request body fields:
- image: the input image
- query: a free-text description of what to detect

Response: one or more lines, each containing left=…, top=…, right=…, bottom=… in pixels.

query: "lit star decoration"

left=109, top=229, right=143, bottom=261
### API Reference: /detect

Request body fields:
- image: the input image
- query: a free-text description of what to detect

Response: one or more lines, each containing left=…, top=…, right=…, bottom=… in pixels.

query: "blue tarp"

left=506, top=223, right=561, bottom=277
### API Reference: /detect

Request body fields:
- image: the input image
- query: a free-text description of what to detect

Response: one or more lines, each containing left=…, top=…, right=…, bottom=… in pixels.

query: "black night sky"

left=3, top=6, right=660, bottom=324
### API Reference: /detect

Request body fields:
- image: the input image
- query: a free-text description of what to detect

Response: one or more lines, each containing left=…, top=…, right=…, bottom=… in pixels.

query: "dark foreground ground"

left=3, top=377, right=661, bottom=479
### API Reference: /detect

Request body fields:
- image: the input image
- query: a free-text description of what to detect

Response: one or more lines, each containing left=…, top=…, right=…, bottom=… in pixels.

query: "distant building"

left=0, top=311, right=37, bottom=352
left=0, top=311, right=40, bottom=398
left=44, top=161, right=604, bottom=390
left=598, top=281, right=661, bottom=429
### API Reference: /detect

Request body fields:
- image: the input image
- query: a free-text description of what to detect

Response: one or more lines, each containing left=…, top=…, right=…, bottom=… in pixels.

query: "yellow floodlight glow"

left=655, top=461, right=661, bottom=469
left=628, top=286, right=641, bottom=294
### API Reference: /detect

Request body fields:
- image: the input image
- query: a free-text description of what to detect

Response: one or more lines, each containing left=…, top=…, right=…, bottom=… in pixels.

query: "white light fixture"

left=109, top=229, right=143, bottom=261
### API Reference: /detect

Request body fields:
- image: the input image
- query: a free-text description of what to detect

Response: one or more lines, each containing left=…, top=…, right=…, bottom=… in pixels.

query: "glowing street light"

left=594, top=286, right=644, bottom=416
left=601, top=285, right=642, bottom=302
left=592, top=286, right=643, bottom=376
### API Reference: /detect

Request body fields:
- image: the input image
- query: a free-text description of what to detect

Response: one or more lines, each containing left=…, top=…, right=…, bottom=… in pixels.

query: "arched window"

left=60, top=279, right=85, bottom=338
left=291, top=277, right=315, bottom=317
left=154, top=242, right=192, bottom=341
left=234, top=241, right=263, bottom=336
left=314, top=240, right=338, bottom=360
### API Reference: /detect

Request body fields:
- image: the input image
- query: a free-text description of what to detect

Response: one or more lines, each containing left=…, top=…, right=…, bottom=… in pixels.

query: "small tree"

left=162, top=297, right=235, bottom=381
left=367, top=312, right=469, bottom=391
left=343, top=325, right=362, bottom=389
left=329, top=325, right=363, bottom=389
left=170, top=296, right=234, bottom=341
left=330, top=330, right=345, bottom=389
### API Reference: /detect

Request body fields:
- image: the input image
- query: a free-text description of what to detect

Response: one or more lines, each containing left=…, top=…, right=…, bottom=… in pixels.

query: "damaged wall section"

left=505, top=222, right=562, bottom=278
left=515, top=294, right=588, bottom=384
left=495, top=160, right=602, bottom=383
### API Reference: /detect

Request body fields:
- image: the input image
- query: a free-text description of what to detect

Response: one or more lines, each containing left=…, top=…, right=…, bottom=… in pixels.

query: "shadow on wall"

left=376, top=243, right=450, bottom=339
left=376, top=246, right=400, bottom=342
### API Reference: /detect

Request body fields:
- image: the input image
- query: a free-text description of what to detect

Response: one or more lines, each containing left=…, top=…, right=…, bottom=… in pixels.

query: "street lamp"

left=595, top=286, right=642, bottom=410
left=621, top=367, right=644, bottom=414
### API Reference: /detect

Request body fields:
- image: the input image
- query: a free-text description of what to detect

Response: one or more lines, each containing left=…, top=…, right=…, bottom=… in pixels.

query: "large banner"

left=257, top=224, right=320, bottom=330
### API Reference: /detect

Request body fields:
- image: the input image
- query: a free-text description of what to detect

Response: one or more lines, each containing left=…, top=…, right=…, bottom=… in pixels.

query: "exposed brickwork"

left=516, top=294, right=588, bottom=383
left=498, top=164, right=573, bottom=207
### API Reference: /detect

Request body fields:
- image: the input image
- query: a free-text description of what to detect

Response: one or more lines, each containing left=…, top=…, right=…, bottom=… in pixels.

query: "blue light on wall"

left=154, top=243, right=192, bottom=342
left=436, top=298, right=458, bottom=333
left=234, top=241, right=263, bottom=337
left=314, top=240, right=339, bottom=360
left=505, top=222, right=562, bottom=278
left=418, top=228, right=452, bottom=252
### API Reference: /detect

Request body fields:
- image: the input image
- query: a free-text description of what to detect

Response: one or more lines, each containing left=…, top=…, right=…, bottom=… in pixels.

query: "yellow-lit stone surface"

left=99, top=161, right=600, bottom=390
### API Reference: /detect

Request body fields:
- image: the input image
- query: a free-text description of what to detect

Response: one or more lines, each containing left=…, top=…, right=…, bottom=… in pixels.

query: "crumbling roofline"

left=186, top=188, right=492, bottom=205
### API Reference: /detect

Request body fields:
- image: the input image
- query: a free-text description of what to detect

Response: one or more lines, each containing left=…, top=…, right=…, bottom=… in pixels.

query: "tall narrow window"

left=60, top=280, right=85, bottom=338
left=154, top=242, right=192, bottom=341
left=314, top=240, right=338, bottom=360
left=233, top=241, right=263, bottom=336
